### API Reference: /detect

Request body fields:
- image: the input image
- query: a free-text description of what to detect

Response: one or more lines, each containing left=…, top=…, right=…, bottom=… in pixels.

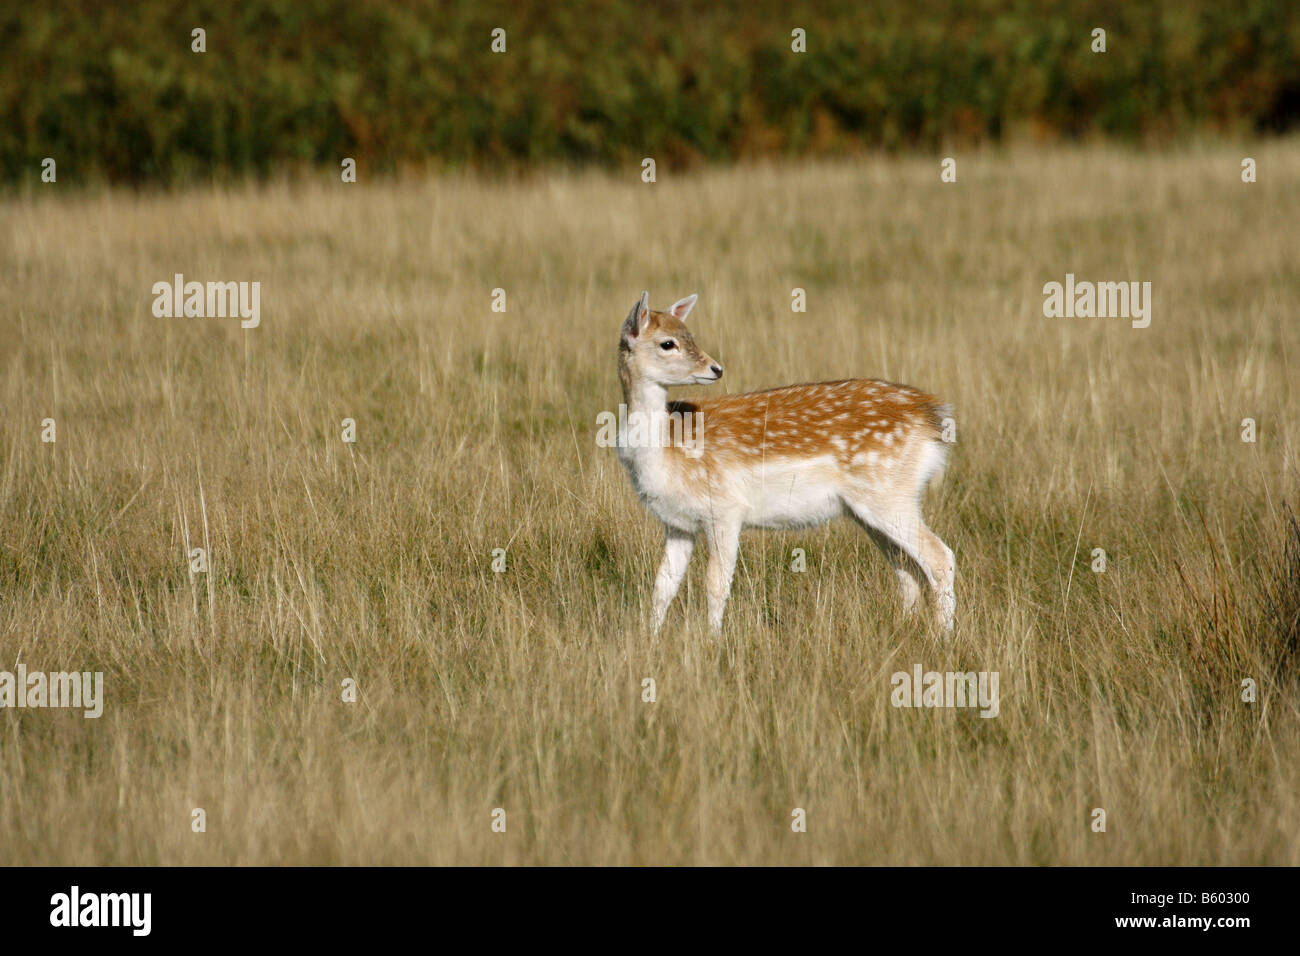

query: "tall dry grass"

left=1, top=140, right=1297, bottom=864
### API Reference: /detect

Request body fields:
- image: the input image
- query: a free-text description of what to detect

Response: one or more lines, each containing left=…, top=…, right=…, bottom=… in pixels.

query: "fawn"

left=615, top=291, right=955, bottom=633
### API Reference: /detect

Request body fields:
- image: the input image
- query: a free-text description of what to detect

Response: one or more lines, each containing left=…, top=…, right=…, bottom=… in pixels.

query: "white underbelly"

left=620, top=449, right=847, bottom=533
left=741, top=459, right=844, bottom=529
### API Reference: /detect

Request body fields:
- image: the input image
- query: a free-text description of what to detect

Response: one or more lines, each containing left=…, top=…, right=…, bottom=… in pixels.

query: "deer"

left=615, top=291, right=955, bottom=635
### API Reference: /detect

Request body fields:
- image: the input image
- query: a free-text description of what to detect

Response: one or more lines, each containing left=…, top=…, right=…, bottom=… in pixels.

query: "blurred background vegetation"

left=3, top=0, right=1298, bottom=184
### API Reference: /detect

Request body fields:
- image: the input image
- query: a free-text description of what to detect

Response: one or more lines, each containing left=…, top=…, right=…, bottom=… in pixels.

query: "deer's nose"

left=710, top=364, right=723, bottom=378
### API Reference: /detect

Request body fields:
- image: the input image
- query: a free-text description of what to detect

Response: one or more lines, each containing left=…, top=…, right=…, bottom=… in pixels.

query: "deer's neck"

left=619, top=350, right=670, bottom=414
left=617, top=359, right=678, bottom=479
left=622, top=379, right=668, bottom=419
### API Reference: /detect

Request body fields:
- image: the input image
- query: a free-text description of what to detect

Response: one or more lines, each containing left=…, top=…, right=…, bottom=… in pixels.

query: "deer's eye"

left=660, top=340, right=678, bottom=351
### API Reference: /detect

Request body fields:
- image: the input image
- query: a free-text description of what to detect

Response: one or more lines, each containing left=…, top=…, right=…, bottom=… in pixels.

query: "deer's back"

left=674, top=378, right=948, bottom=464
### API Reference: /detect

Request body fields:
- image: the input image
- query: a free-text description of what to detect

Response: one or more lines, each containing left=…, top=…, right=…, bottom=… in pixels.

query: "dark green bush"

left=2, top=0, right=1297, bottom=184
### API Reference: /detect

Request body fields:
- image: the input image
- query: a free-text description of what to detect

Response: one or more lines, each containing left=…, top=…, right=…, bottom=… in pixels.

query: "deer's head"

left=619, top=291, right=723, bottom=388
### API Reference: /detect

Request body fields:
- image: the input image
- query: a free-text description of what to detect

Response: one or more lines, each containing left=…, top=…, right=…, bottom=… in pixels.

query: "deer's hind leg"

left=858, top=523, right=926, bottom=616
left=842, top=495, right=954, bottom=632
left=916, top=522, right=955, bottom=631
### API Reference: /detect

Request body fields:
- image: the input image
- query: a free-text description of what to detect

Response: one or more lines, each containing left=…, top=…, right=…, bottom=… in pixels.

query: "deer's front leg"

left=704, top=519, right=741, bottom=633
left=651, top=527, right=695, bottom=632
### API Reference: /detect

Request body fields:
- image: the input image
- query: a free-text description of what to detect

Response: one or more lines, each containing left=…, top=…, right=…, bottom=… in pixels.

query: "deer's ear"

left=669, top=294, right=698, bottom=322
left=623, top=291, right=650, bottom=342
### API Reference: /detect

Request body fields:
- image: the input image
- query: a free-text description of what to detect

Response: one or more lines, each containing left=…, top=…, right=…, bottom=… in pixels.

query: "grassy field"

left=1, top=140, right=1298, bottom=865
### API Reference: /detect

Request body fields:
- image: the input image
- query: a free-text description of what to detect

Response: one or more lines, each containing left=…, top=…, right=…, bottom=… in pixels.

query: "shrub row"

left=2, top=0, right=1297, bottom=183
